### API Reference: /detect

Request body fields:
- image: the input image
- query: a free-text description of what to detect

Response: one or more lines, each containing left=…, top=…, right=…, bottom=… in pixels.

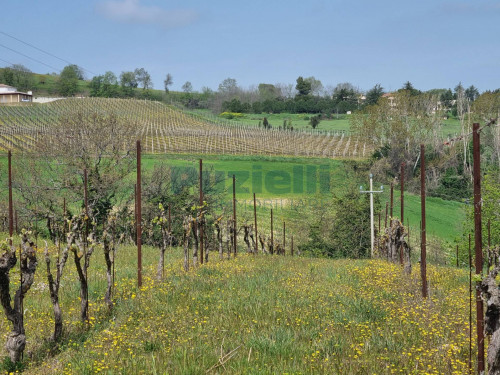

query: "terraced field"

left=0, top=98, right=369, bottom=158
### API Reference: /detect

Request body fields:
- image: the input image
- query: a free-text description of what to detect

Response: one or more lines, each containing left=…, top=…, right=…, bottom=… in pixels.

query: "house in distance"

left=0, top=84, right=33, bottom=104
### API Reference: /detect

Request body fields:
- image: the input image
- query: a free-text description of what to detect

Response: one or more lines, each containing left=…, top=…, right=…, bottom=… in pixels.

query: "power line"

left=0, top=57, right=15, bottom=66
left=0, top=42, right=61, bottom=72
left=0, top=30, right=96, bottom=76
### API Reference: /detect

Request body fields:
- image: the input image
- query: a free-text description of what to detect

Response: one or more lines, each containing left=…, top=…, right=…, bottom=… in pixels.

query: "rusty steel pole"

left=283, top=221, right=286, bottom=256
left=488, top=219, right=491, bottom=270
left=390, top=183, right=394, bottom=226
left=168, top=203, right=171, bottom=244
left=199, top=159, right=204, bottom=264
left=83, top=168, right=90, bottom=322
left=253, top=193, right=258, bottom=253
left=385, top=202, right=388, bottom=229
left=469, top=233, right=472, bottom=375
left=8, top=150, right=13, bottom=245
left=270, top=209, right=274, bottom=254
left=420, top=144, right=428, bottom=298
left=137, top=140, right=142, bottom=288
left=472, top=122, right=484, bottom=374
left=232, top=175, right=237, bottom=257
left=401, top=163, right=405, bottom=225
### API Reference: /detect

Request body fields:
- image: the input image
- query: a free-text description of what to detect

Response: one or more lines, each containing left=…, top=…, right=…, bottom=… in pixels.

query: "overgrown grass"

left=0, top=240, right=474, bottom=374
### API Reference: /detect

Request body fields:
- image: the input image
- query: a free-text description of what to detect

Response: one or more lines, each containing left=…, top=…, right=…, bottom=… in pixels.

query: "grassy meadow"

left=0, top=239, right=475, bottom=374
left=189, top=110, right=463, bottom=138
left=140, top=154, right=465, bottom=246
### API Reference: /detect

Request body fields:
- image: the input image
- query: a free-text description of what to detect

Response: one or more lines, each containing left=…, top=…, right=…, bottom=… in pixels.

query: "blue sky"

left=1, top=0, right=499, bottom=92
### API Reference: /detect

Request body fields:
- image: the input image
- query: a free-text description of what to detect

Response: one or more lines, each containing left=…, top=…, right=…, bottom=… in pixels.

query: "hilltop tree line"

left=1, top=63, right=495, bottom=117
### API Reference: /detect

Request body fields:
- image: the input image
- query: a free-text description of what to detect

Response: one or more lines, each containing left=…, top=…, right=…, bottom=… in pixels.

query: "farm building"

left=0, top=84, right=33, bottom=104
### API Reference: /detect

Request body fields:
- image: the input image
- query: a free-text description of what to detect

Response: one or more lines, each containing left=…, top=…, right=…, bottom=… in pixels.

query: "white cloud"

left=96, top=0, right=198, bottom=29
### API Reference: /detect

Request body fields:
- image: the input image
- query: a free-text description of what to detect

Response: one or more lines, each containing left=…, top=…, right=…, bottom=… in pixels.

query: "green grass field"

left=189, top=110, right=464, bottom=138
left=140, top=154, right=465, bottom=245
left=0, top=241, right=474, bottom=374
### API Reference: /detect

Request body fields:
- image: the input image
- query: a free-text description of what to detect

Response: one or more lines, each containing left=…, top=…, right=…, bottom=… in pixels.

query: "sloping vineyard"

left=0, top=98, right=368, bottom=158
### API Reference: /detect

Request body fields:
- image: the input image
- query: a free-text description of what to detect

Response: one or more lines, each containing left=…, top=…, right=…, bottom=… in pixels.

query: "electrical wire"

left=0, top=42, right=61, bottom=72
left=0, top=30, right=96, bottom=76
left=443, top=118, right=498, bottom=146
left=0, top=57, right=15, bottom=66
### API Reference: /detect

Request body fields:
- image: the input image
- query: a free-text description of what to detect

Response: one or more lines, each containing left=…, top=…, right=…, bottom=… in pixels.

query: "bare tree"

left=455, top=83, right=472, bottom=180
left=164, top=74, right=173, bottom=93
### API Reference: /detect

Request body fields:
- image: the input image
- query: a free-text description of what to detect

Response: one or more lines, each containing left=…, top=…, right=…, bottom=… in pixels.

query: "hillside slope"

left=0, top=98, right=366, bottom=158
left=3, top=243, right=473, bottom=374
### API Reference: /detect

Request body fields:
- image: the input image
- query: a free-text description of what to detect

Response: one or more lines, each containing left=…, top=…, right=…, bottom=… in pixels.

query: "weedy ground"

left=0, top=239, right=475, bottom=374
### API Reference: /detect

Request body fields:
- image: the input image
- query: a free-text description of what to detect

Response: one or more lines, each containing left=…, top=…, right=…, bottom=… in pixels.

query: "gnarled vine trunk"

left=72, top=216, right=96, bottom=324
left=44, top=226, right=76, bottom=342
left=0, top=233, right=37, bottom=363
left=481, top=247, right=500, bottom=374
left=182, top=217, right=192, bottom=271
left=379, top=220, right=411, bottom=274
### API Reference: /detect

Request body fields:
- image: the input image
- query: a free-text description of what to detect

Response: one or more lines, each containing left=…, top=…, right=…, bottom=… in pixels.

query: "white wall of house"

left=0, top=85, right=17, bottom=93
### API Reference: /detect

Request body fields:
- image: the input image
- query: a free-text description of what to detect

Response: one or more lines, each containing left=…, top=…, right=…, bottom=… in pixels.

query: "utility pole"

left=360, top=174, right=384, bottom=257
